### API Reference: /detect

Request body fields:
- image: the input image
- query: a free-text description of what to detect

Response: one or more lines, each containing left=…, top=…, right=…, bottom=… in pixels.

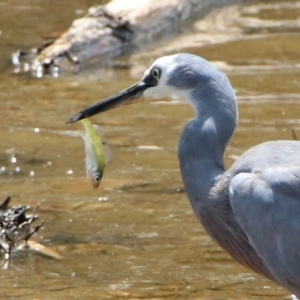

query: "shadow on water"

left=0, top=0, right=300, bottom=299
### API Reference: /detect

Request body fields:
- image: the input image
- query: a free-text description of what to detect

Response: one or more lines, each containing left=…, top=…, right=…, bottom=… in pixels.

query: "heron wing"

left=229, top=164, right=300, bottom=290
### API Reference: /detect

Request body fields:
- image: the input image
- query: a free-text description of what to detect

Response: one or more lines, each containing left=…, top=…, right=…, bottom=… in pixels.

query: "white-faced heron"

left=67, top=53, right=300, bottom=297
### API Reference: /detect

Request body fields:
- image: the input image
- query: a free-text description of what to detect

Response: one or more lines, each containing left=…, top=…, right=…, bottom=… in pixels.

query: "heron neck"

left=178, top=102, right=237, bottom=216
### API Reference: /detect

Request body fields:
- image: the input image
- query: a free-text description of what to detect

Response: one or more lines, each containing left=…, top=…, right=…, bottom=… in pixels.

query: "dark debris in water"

left=0, top=196, right=44, bottom=261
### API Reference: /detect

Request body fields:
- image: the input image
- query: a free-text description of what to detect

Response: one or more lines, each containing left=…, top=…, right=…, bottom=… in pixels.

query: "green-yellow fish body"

left=80, top=118, right=106, bottom=188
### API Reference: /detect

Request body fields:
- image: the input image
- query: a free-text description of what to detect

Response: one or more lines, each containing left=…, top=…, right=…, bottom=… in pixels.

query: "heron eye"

left=151, top=67, right=160, bottom=79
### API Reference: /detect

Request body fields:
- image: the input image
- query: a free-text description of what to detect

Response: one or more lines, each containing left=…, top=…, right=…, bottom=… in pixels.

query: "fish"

left=80, top=118, right=107, bottom=188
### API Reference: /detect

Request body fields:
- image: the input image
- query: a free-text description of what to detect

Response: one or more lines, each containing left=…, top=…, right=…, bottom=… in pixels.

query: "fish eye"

left=95, top=176, right=100, bottom=182
left=151, top=67, right=160, bottom=79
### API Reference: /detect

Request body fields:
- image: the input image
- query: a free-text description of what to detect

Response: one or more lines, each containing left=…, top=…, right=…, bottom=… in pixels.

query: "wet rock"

left=11, top=0, right=240, bottom=77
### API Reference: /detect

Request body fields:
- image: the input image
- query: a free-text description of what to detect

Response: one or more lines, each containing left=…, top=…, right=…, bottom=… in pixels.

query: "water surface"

left=0, top=0, right=300, bottom=299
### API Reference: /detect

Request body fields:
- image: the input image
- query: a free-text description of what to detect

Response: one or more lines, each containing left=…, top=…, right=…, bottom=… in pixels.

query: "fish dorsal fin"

left=93, top=124, right=104, bottom=136
left=103, top=142, right=113, bottom=165
left=93, top=124, right=113, bottom=165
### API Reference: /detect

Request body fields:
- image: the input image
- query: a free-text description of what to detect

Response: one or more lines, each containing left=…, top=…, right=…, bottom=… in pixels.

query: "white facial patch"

left=143, top=54, right=193, bottom=104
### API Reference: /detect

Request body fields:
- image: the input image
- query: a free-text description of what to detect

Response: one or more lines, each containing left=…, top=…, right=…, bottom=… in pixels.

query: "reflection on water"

left=1, top=0, right=300, bottom=299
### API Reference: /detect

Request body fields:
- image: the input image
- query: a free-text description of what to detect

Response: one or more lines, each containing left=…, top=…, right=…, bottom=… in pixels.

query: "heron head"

left=67, top=53, right=234, bottom=124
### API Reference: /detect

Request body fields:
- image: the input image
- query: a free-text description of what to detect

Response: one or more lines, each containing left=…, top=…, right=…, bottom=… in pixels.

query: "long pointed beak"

left=67, top=81, right=148, bottom=124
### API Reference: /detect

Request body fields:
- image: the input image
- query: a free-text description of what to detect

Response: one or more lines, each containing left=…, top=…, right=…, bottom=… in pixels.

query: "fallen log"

left=12, top=0, right=240, bottom=77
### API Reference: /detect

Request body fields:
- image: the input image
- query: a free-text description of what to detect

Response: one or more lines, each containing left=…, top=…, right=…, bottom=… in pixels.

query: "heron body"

left=68, top=53, right=300, bottom=297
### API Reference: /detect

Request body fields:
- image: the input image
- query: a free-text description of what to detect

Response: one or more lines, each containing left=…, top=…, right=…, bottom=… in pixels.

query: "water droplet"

left=98, top=197, right=108, bottom=202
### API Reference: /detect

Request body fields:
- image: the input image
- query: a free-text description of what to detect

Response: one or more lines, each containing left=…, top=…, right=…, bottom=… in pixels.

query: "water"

left=0, top=0, right=300, bottom=299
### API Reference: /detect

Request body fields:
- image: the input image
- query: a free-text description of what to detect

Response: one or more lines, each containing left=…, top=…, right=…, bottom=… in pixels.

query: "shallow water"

left=0, top=0, right=300, bottom=299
